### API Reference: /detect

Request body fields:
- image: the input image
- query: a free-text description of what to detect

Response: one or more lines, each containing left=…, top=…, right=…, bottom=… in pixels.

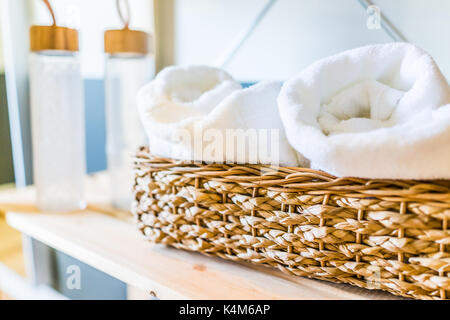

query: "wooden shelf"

left=3, top=174, right=401, bottom=300
left=0, top=216, right=25, bottom=277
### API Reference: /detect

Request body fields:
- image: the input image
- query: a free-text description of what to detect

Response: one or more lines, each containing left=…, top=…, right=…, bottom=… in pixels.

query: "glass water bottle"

left=29, top=25, right=86, bottom=212
left=104, top=28, right=154, bottom=210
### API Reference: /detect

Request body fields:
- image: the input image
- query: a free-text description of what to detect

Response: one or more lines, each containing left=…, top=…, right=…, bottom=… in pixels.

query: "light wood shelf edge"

left=6, top=210, right=400, bottom=300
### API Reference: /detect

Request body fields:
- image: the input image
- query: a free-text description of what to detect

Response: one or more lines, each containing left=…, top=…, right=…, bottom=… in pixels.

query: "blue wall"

left=1, top=78, right=107, bottom=185
left=84, top=79, right=107, bottom=173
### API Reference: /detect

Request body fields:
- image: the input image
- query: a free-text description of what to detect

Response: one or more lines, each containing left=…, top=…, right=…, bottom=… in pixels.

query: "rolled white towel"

left=278, top=43, right=450, bottom=179
left=138, top=65, right=301, bottom=166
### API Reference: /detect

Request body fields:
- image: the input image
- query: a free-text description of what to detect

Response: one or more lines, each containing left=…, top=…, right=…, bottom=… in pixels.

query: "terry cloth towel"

left=137, top=65, right=301, bottom=166
left=278, top=43, right=450, bottom=179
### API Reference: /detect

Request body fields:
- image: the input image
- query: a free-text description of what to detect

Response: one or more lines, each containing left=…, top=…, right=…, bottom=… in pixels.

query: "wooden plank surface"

left=0, top=172, right=127, bottom=299
left=6, top=210, right=400, bottom=300
left=0, top=173, right=125, bottom=284
left=0, top=173, right=131, bottom=221
left=0, top=215, right=25, bottom=277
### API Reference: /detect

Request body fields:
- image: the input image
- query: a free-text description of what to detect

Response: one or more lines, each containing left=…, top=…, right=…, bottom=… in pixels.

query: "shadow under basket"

left=133, top=147, right=450, bottom=300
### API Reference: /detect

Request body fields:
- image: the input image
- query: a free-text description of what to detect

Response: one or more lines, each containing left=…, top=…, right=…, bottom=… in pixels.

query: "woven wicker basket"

left=133, top=147, right=450, bottom=300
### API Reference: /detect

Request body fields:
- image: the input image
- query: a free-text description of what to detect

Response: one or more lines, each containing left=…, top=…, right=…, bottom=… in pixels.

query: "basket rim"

left=134, top=148, right=450, bottom=204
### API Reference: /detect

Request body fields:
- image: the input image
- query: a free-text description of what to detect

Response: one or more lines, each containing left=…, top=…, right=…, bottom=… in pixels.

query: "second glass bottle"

left=104, top=27, right=154, bottom=210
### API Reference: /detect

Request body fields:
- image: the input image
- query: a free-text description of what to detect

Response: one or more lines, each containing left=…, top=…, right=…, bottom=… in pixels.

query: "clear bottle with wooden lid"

left=29, top=10, right=86, bottom=212
left=104, top=22, right=154, bottom=210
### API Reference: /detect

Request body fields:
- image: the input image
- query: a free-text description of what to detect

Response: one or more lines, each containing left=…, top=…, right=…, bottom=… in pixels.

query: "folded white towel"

left=138, top=65, right=300, bottom=166
left=278, top=43, right=450, bottom=179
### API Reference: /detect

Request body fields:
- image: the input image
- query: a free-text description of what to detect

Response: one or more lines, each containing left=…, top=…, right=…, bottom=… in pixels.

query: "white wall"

left=26, top=0, right=450, bottom=81
left=377, top=0, right=450, bottom=81
left=174, top=0, right=450, bottom=82
left=31, top=0, right=154, bottom=78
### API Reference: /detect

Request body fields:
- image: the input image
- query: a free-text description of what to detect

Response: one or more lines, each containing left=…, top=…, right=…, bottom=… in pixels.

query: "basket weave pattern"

left=133, top=148, right=450, bottom=300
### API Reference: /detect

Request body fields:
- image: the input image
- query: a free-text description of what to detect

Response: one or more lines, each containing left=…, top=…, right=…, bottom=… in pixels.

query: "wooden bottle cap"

left=104, top=28, right=151, bottom=55
left=30, top=25, right=79, bottom=52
